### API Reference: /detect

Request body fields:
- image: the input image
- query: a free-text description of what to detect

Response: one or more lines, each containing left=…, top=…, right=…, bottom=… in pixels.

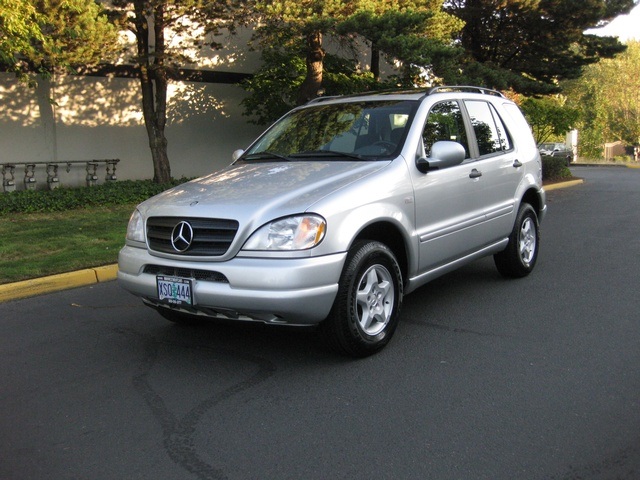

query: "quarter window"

left=465, top=101, right=513, bottom=156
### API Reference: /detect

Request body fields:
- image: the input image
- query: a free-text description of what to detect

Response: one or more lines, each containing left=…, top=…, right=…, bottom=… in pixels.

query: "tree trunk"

left=139, top=64, right=171, bottom=183
left=296, top=31, right=325, bottom=105
left=35, top=75, right=57, bottom=163
left=133, top=0, right=172, bottom=184
left=371, top=43, right=380, bottom=81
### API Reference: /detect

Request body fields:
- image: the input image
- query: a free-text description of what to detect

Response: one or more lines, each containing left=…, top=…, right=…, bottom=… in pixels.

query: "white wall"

left=0, top=71, right=265, bottom=190
left=0, top=24, right=400, bottom=191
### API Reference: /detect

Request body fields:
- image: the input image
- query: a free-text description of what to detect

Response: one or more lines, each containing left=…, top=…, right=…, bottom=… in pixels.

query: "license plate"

left=156, top=276, right=194, bottom=306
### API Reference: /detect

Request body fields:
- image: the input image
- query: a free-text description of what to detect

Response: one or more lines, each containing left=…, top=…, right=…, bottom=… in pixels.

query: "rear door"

left=463, top=100, right=523, bottom=241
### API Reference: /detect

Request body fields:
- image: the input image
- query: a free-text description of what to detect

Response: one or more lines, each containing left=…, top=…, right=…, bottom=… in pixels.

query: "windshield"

left=243, top=100, right=418, bottom=161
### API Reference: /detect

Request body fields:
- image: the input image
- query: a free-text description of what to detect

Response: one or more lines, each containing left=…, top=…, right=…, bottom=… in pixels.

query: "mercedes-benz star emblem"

left=171, top=221, right=194, bottom=252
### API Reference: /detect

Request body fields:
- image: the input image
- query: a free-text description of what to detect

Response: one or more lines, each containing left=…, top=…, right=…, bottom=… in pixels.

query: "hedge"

left=541, top=155, right=573, bottom=182
left=0, top=178, right=189, bottom=215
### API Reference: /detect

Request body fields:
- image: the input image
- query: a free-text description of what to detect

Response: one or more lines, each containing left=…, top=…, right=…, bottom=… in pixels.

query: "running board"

left=404, top=239, right=508, bottom=295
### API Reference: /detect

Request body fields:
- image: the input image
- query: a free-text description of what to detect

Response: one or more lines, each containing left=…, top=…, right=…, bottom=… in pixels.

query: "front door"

left=412, top=100, right=488, bottom=272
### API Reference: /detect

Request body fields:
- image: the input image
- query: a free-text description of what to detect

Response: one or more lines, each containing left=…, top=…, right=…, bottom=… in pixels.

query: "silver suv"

left=118, top=86, right=546, bottom=357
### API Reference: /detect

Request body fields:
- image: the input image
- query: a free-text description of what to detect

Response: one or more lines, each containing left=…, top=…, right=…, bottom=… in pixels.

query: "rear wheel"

left=319, top=241, right=403, bottom=357
left=494, top=202, right=539, bottom=278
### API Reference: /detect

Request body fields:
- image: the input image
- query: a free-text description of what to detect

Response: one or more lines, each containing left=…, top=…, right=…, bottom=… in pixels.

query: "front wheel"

left=494, top=203, right=540, bottom=278
left=319, top=241, right=403, bottom=357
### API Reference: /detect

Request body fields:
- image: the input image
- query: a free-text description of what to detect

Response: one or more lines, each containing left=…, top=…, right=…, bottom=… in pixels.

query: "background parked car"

left=539, top=142, right=572, bottom=165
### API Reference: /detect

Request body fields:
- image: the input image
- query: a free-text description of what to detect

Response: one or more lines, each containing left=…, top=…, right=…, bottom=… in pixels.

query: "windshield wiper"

left=292, top=150, right=367, bottom=161
left=243, top=152, right=292, bottom=162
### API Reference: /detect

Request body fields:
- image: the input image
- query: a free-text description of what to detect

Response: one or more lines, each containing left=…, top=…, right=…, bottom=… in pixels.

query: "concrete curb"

left=572, top=162, right=640, bottom=169
left=0, top=264, right=118, bottom=303
left=544, top=178, right=584, bottom=191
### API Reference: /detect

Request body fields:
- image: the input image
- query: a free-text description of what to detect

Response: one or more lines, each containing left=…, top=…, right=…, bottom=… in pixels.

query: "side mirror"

left=232, top=149, right=245, bottom=162
left=416, top=141, right=466, bottom=173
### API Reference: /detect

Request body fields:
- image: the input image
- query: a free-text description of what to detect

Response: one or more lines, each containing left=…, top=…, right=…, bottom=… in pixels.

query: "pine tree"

left=445, top=0, right=635, bottom=94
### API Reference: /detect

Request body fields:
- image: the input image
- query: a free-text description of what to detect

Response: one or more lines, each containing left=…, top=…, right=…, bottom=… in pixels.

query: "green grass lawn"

left=0, top=205, right=134, bottom=284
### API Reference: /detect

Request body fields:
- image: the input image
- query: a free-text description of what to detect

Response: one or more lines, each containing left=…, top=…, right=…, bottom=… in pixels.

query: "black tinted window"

left=423, top=101, right=469, bottom=158
left=464, top=100, right=512, bottom=156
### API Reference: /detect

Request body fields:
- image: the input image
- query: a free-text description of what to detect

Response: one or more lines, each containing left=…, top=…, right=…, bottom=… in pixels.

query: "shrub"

left=0, top=178, right=189, bottom=215
left=541, top=155, right=572, bottom=182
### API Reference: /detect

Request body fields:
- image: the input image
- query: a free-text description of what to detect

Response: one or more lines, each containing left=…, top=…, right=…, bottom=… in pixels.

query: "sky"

left=587, top=4, right=640, bottom=42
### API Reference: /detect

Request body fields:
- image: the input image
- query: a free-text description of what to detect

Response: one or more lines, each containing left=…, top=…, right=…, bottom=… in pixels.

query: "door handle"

left=513, top=159, right=523, bottom=168
left=469, top=169, right=482, bottom=179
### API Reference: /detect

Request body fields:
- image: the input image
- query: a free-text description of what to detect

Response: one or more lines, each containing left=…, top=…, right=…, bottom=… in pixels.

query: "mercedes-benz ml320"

left=118, top=86, right=546, bottom=357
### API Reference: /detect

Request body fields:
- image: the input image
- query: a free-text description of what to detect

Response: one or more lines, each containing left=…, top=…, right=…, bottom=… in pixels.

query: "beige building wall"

left=0, top=26, right=394, bottom=191
left=0, top=71, right=265, bottom=189
left=0, top=25, right=268, bottom=190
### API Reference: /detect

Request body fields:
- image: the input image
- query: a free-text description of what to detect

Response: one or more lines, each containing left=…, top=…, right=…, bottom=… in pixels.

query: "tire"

left=319, top=241, right=403, bottom=357
left=494, top=202, right=540, bottom=278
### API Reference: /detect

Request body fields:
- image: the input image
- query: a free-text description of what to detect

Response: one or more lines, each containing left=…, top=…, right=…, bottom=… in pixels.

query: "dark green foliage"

left=241, top=46, right=380, bottom=125
left=541, top=155, right=573, bottom=181
left=445, top=0, right=634, bottom=95
left=0, top=178, right=188, bottom=215
left=243, top=1, right=462, bottom=124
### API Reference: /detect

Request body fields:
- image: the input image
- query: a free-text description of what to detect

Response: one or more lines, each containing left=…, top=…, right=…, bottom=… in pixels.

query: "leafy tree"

left=444, top=0, right=636, bottom=95
left=241, top=44, right=377, bottom=125
left=563, top=40, right=640, bottom=158
left=34, top=0, right=119, bottom=70
left=109, top=0, right=249, bottom=183
left=245, top=0, right=462, bottom=124
left=1, top=0, right=118, bottom=81
left=0, top=0, right=43, bottom=76
left=520, top=96, right=579, bottom=145
left=337, top=7, right=462, bottom=83
left=252, top=1, right=354, bottom=105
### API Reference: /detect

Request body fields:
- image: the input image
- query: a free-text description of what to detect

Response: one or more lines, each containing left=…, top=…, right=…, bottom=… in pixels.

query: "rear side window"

left=503, top=103, right=537, bottom=150
left=464, top=100, right=513, bottom=156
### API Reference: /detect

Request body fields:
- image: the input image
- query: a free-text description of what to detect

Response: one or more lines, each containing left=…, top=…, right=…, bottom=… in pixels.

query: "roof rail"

left=305, top=88, right=426, bottom=104
left=304, top=86, right=505, bottom=105
left=305, top=95, right=342, bottom=105
left=427, top=86, right=505, bottom=98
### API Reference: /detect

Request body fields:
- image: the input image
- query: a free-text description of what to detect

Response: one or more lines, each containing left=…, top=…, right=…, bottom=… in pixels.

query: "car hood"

left=139, top=160, right=388, bottom=223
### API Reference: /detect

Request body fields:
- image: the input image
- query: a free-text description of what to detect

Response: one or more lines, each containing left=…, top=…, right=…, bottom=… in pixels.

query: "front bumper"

left=117, top=246, right=346, bottom=325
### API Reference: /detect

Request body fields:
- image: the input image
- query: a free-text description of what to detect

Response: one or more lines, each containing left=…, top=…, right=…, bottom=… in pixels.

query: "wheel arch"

left=351, top=221, right=409, bottom=285
left=520, top=187, right=544, bottom=218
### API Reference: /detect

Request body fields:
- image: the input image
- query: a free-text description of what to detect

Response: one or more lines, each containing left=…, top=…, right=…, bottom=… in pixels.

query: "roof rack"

left=304, top=85, right=505, bottom=105
left=305, top=95, right=342, bottom=105
left=427, top=86, right=505, bottom=98
left=305, top=87, right=435, bottom=105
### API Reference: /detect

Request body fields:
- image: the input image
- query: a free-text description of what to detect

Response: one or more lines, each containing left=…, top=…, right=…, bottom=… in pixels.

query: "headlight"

left=243, top=214, right=326, bottom=251
left=126, top=209, right=145, bottom=243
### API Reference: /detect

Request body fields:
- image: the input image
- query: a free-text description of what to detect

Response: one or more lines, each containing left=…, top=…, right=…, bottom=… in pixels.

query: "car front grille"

left=143, top=265, right=229, bottom=283
left=146, top=217, right=239, bottom=256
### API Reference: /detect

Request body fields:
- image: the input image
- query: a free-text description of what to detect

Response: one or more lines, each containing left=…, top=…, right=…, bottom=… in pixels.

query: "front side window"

left=422, top=101, right=470, bottom=158
left=464, top=100, right=513, bottom=156
left=244, top=100, right=418, bottom=160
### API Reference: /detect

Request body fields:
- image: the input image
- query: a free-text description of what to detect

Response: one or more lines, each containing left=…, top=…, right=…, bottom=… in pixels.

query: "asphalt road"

left=1, top=166, right=639, bottom=480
